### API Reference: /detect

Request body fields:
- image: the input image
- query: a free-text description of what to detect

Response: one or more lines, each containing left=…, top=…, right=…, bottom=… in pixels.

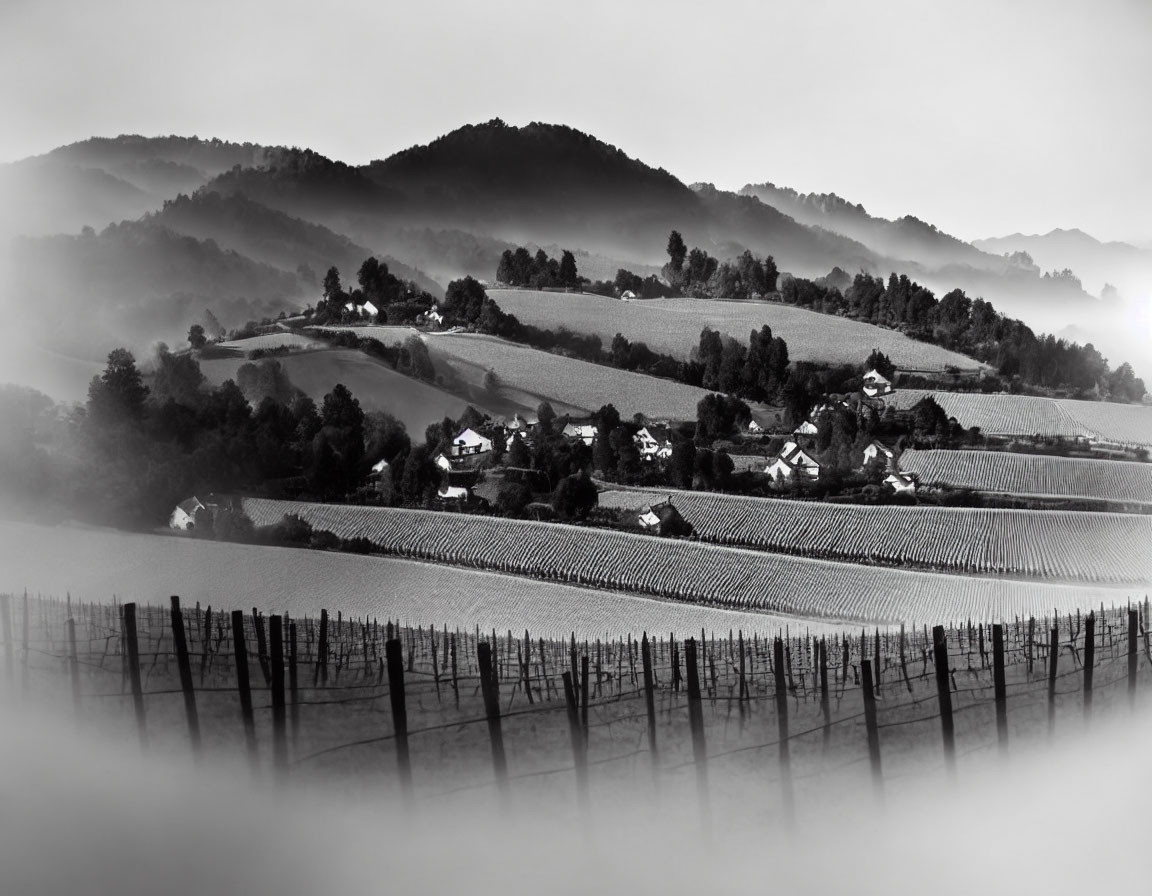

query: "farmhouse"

left=765, top=441, right=822, bottom=481
left=620, top=290, right=637, bottom=300
left=793, top=420, right=819, bottom=437
left=436, top=484, right=470, bottom=505
left=634, top=425, right=673, bottom=460
left=433, top=453, right=454, bottom=472
left=863, top=369, right=894, bottom=397
left=862, top=439, right=896, bottom=469
left=637, top=499, right=692, bottom=536
left=343, top=299, right=380, bottom=318
left=504, top=413, right=538, bottom=434
left=422, top=307, right=444, bottom=327
left=562, top=421, right=598, bottom=445
left=450, top=428, right=493, bottom=457
left=169, top=497, right=205, bottom=531
left=747, top=419, right=765, bottom=434
left=885, top=471, right=917, bottom=495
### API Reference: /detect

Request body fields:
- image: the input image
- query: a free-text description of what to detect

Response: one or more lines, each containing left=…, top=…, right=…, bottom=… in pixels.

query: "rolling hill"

left=198, top=347, right=480, bottom=435
left=422, top=331, right=715, bottom=421
left=487, top=288, right=985, bottom=371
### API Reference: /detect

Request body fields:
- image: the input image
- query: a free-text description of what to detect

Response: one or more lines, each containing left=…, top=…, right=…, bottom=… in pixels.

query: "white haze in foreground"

left=0, top=694, right=1149, bottom=895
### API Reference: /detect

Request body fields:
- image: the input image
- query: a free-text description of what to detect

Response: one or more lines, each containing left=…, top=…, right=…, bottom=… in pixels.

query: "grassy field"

left=215, top=331, right=328, bottom=351
left=199, top=348, right=479, bottom=435
left=422, top=332, right=714, bottom=421
left=239, top=498, right=1140, bottom=623
left=882, top=389, right=1152, bottom=447
left=488, top=289, right=985, bottom=371
left=899, top=449, right=1152, bottom=504
left=595, top=486, right=1152, bottom=585
left=0, top=520, right=852, bottom=639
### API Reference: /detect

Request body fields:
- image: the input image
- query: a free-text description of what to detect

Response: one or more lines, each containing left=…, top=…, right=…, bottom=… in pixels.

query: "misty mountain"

left=973, top=229, right=1152, bottom=299
left=149, top=191, right=442, bottom=295
left=0, top=136, right=277, bottom=239
left=0, top=159, right=157, bottom=238
left=9, top=220, right=304, bottom=359
left=739, top=182, right=1001, bottom=272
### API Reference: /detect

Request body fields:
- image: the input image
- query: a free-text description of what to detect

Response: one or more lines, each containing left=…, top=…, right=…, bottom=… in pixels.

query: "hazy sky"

left=2, top=0, right=1149, bottom=243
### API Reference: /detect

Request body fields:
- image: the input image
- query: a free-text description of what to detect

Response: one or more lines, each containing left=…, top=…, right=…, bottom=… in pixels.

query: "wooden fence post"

left=450, top=633, right=459, bottom=709
left=773, top=637, right=795, bottom=822
left=992, top=622, right=1008, bottom=754
left=861, top=659, right=883, bottom=799
left=270, top=615, right=288, bottom=776
left=932, top=625, right=955, bottom=776
left=252, top=608, right=271, bottom=686
left=685, top=638, right=711, bottom=836
left=1047, top=625, right=1059, bottom=738
left=820, top=636, right=831, bottom=751
left=1129, top=608, right=1139, bottom=708
left=231, top=610, right=258, bottom=769
left=314, top=608, right=329, bottom=687
left=170, top=596, right=201, bottom=759
left=385, top=638, right=413, bottom=800
left=1084, top=611, right=1095, bottom=722
left=67, top=616, right=81, bottom=716
left=0, top=594, right=13, bottom=683
left=477, top=641, right=508, bottom=801
left=21, top=592, right=29, bottom=694
left=641, top=633, right=658, bottom=779
left=123, top=602, right=147, bottom=749
left=288, top=620, right=300, bottom=745
left=562, top=670, right=590, bottom=817
left=580, top=654, right=590, bottom=736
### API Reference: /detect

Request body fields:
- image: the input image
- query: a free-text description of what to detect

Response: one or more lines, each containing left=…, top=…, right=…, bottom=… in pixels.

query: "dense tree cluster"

left=310, top=257, right=435, bottom=325
left=496, top=246, right=582, bottom=289
left=693, top=325, right=791, bottom=401
left=662, top=230, right=779, bottom=300
left=780, top=270, right=1146, bottom=401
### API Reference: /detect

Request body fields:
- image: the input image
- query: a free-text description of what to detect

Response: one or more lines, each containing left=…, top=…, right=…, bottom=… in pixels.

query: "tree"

left=864, top=349, right=895, bottom=380
left=187, top=324, right=206, bottom=350
left=320, top=383, right=364, bottom=434
left=87, top=349, right=149, bottom=424
left=506, top=434, right=530, bottom=467
left=667, top=230, right=687, bottom=272
left=322, top=266, right=342, bottom=302
left=551, top=471, right=597, bottom=520
left=536, top=401, right=556, bottom=433
left=151, top=346, right=205, bottom=407
left=558, top=250, right=579, bottom=287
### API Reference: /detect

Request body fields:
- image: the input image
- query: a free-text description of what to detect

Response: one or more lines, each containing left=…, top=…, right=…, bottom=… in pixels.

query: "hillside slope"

left=488, top=288, right=984, bottom=371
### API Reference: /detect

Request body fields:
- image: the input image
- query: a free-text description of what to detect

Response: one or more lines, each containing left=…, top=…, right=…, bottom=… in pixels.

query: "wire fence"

left=2, top=592, right=1150, bottom=817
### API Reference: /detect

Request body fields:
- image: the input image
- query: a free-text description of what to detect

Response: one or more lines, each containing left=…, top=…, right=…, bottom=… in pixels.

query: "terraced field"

left=423, top=332, right=712, bottom=420
left=882, top=389, right=1152, bottom=447
left=241, top=498, right=1138, bottom=623
left=899, top=449, right=1152, bottom=504
left=489, top=289, right=984, bottom=371
left=200, top=348, right=478, bottom=434
left=595, top=487, right=1152, bottom=585
left=0, top=521, right=839, bottom=639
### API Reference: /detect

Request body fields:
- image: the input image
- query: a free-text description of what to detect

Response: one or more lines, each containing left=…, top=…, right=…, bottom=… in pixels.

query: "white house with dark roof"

left=562, top=421, right=598, bottom=446
left=885, top=471, right=917, bottom=495
left=450, top=428, right=493, bottom=457
left=862, top=439, right=896, bottom=469
left=765, top=440, right=822, bottom=481
left=169, top=497, right=205, bottom=531
left=433, top=452, right=454, bottom=472
left=862, top=369, right=894, bottom=397
left=344, top=299, right=380, bottom=318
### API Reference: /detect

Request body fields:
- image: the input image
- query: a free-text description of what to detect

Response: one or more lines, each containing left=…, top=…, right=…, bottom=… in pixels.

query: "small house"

left=423, top=307, right=444, bottom=327
left=747, top=419, right=765, bottom=434
left=505, top=413, right=538, bottom=434
left=437, top=484, right=470, bottom=504
left=343, top=300, right=380, bottom=318
left=862, top=440, right=896, bottom=469
left=637, top=499, right=692, bottom=537
left=433, top=452, right=454, bottom=472
left=620, top=290, right=637, bottom=300
left=862, top=369, right=894, bottom=397
left=885, top=472, right=917, bottom=495
left=562, top=421, right=598, bottom=446
left=450, top=428, right=493, bottom=457
left=793, top=420, right=819, bottom=437
left=765, top=441, right=822, bottom=481
left=169, top=497, right=205, bottom=531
